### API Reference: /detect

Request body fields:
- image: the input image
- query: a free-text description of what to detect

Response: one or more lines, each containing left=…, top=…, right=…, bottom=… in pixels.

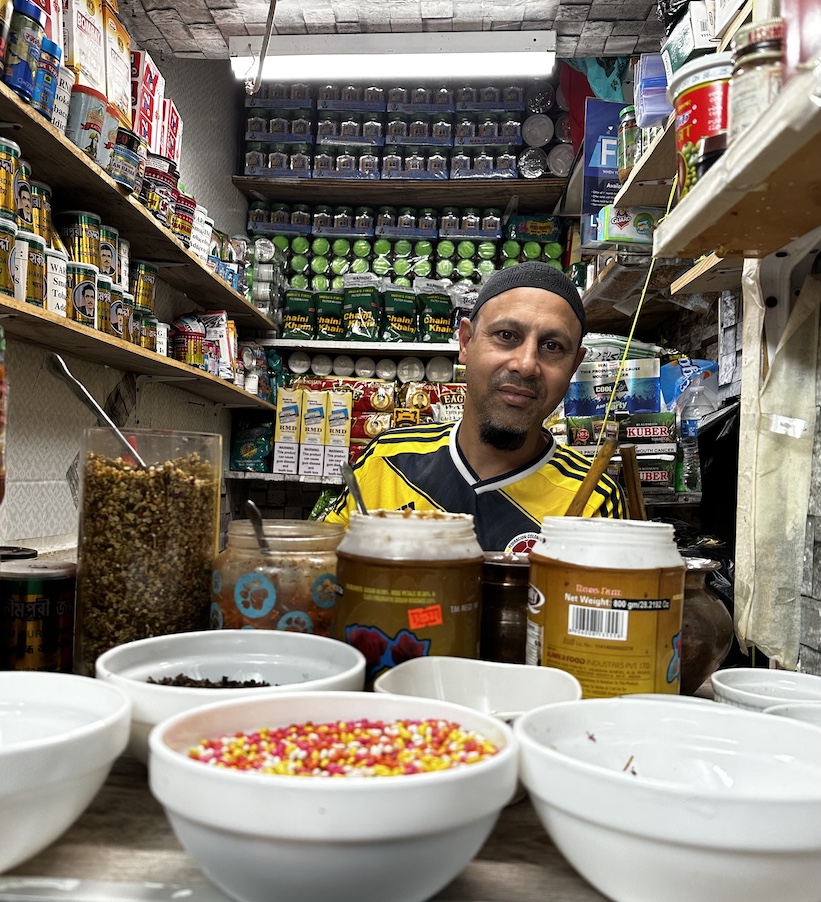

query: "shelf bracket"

left=134, top=373, right=200, bottom=424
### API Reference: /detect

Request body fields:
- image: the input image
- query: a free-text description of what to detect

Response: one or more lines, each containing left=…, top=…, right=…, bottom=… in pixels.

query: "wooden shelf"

left=653, top=55, right=821, bottom=260
left=613, top=115, right=676, bottom=210
left=671, top=252, right=744, bottom=295
left=0, top=296, right=275, bottom=410
left=0, top=82, right=274, bottom=331
left=233, top=176, right=567, bottom=213
left=259, top=338, right=459, bottom=355
left=717, top=0, right=753, bottom=51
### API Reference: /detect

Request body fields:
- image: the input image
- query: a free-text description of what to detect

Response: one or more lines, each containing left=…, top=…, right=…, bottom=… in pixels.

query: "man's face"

left=82, top=287, right=95, bottom=314
left=101, top=247, right=113, bottom=271
left=18, top=187, right=31, bottom=219
left=458, top=287, right=586, bottom=448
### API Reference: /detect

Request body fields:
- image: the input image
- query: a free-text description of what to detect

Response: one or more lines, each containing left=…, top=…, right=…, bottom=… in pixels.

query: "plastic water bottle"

left=678, top=383, right=716, bottom=493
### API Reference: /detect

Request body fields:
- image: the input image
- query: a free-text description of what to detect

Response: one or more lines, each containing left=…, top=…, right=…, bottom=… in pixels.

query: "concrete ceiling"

left=121, top=0, right=667, bottom=62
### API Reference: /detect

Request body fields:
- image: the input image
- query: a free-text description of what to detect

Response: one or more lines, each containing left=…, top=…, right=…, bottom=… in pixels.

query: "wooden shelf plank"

left=259, top=338, right=460, bottom=355
left=233, top=176, right=567, bottom=213
left=717, top=0, right=753, bottom=51
left=613, top=115, right=676, bottom=210
left=0, top=296, right=275, bottom=410
left=671, top=252, right=743, bottom=294
left=654, top=55, right=821, bottom=259
left=0, top=82, right=274, bottom=331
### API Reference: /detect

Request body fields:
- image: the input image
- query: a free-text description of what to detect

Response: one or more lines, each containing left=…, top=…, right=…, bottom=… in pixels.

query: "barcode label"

left=568, top=605, right=628, bottom=641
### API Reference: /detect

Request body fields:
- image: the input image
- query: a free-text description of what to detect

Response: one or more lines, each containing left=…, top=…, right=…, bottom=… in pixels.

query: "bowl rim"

left=514, top=697, right=821, bottom=803
left=149, top=689, right=517, bottom=793
left=763, top=701, right=821, bottom=717
left=711, top=668, right=821, bottom=705
left=0, top=671, right=131, bottom=759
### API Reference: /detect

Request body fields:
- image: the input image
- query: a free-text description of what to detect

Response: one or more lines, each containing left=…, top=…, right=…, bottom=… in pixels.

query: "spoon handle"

left=340, top=461, right=368, bottom=516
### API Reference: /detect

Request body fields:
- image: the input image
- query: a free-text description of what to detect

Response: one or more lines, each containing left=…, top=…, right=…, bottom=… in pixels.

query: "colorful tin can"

left=132, top=303, right=149, bottom=346
left=108, top=283, right=124, bottom=337
left=65, top=83, right=106, bottom=162
left=44, top=246, right=67, bottom=315
left=29, top=180, right=50, bottom=243
left=66, top=260, right=98, bottom=327
left=99, top=102, right=119, bottom=170
left=129, top=259, right=157, bottom=311
left=23, top=229, right=44, bottom=306
left=143, top=314, right=158, bottom=352
left=14, top=157, right=31, bottom=228
left=155, top=321, right=169, bottom=356
left=0, top=137, right=19, bottom=223
left=107, top=144, right=140, bottom=193
left=117, top=237, right=129, bottom=291
left=0, top=0, right=13, bottom=72
left=50, top=64, right=75, bottom=134
left=114, top=126, right=141, bottom=153
left=96, top=272, right=111, bottom=333
left=3, top=0, right=44, bottom=102
left=55, top=210, right=101, bottom=266
left=30, top=34, right=60, bottom=118
left=120, top=290, right=134, bottom=341
left=98, top=223, right=118, bottom=279
left=0, top=559, right=77, bottom=672
left=0, top=217, right=16, bottom=296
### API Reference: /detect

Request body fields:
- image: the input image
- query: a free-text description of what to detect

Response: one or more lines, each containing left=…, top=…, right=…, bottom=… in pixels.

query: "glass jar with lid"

left=408, top=114, right=430, bottom=140
left=267, top=145, right=288, bottom=169
left=290, top=113, right=311, bottom=137
left=617, top=105, right=640, bottom=184
left=211, top=519, right=344, bottom=636
left=397, top=206, right=417, bottom=229
left=362, top=115, right=383, bottom=140
left=435, top=85, right=454, bottom=106
left=503, top=85, right=524, bottom=105
left=411, top=85, right=431, bottom=105
left=245, top=145, right=265, bottom=168
left=269, top=201, right=290, bottom=225
left=440, top=206, right=460, bottom=230
left=290, top=83, right=310, bottom=102
left=461, top=207, right=481, bottom=231
left=404, top=150, right=425, bottom=172
left=377, top=206, right=397, bottom=228
left=456, top=85, right=477, bottom=105
left=387, top=86, right=408, bottom=105
left=482, top=208, right=502, bottom=231
left=386, top=113, right=409, bottom=141
left=499, top=115, right=521, bottom=140
left=289, top=145, right=311, bottom=174
left=451, top=150, right=471, bottom=172
left=476, top=114, right=499, bottom=140
left=291, top=204, right=311, bottom=228
left=427, top=152, right=448, bottom=176
left=248, top=200, right=269, bottom=225
left=268, top=111, right=290, bottom=135
left=382, top=148, right=403, bottom=175
left=247, top=115, right=267, bottom=133
left=313, top=205, right=333, bottom=230
left=313, top=149, right=334, bottom=174
left=354, top=206, right=374, bottom=229
left=495, top=151, right=517, bottom=174
left=418, top=207, right=437, bottom=230
left=268, top=82, right=288, bottom=101
left=317, top=114, right=339, bottom=137
left=340, top=114, right=361, bottom=138
left=335, top=151, right=356, bottom=173
left=363, top=85, right=384, bottom=103
left=340, top=84, right=361, bottom=104
left=479, top=85, right=501, bottom=104
left=728, top=17, right=784, bottom=142
left=455, top=116, right=476, bottom=140
left=334, top=205, right=354, bottom=229
left=359, top=152, right=380, bottom=177
left=317, top=84, right=339, bottom=103
left=431, top=115, right=452, bottom=141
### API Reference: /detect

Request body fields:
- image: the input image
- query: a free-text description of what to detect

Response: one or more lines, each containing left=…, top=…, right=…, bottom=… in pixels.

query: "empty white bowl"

left=763, top=701, right=821, bottom=726
left=711, top=667, right=821, bottom=711
left=516, top=697, right=821, bottom=902
left=149, top=690, right=518, bottom=902
left=96, top=629, right=366, bottom=764
left=373, top=656, right=582, bottom=721
left=0, top=671, right=131, bottom=873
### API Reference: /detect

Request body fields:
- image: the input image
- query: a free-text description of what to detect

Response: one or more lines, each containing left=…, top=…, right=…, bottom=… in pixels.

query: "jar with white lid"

left=334, top=510, right=484, bottom=683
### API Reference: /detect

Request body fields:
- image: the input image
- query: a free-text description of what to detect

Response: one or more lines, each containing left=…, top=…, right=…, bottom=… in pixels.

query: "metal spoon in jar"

left=45, top=352, right=149, bottom=470
left=340, top=461, right=368, bottom=516
left=245, top=499, right=272, bottom=553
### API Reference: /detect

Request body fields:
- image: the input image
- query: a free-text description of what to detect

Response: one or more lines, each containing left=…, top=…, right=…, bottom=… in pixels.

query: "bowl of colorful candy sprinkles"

left=148, top=690, right=518, bottom=902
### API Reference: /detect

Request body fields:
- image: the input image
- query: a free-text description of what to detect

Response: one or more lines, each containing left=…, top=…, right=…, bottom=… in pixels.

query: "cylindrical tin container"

left=0, top=559, right=76, bottom=672
left=96, top=272, right=112, bottom=333
left=14, top=157, right=31, bottom=228
left=107, top=143, right=140, bottom=193
left=0, top=0, right=13, bottom=73
left=117, top=236, right=129, bottom=291
left=3, top=0, right=45, bottom=102
left=108, top=283, right=123, bottom=337
left=29, top=180, right=51, bottom=243
left=50, top=64, right=74, bottom=134
left=11, top=227, right=29, bottom=301
left=114, top=126, right=141, bottom=153
left=334, top=510, right=484, bottom=684
left=480, top=551, right=530, bottom=664
left=22, top=229, right=45, bottom=306
left=44, top=246, right=67, bottom=315
left=668, top=52, right=733, bottom=198
left=74, top=428, right=222, bottom=675
left=120, top=290, right=134, bottom=341
left=0, top=217, right=16, bottom=296
left=527, top=518, right=686, bottom=698
left=143, top=313, right=157, bottom=352
left=131, top=303, right=149, bottom=346
left=0, top=137, right=20, bottom=223
left=98, top=223, right=118, bottom=278
left=210, top=520, right=344, bottom=635
left=30, top=34, right=60, bottom=118
left=65, top=83, right=106, bottom=162
left=98, top=102, right=119, bottom=169
left=129, top=259, right=157, bottom=311
left=155, top=321, right=169, bottom=356
left=54, top=210, right=101, bottom=266
left=66, top=260, right=98, bottom=327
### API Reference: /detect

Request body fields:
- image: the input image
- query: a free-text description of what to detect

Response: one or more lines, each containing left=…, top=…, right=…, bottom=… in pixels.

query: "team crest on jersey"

left=506, top=531, right=539, bottom=554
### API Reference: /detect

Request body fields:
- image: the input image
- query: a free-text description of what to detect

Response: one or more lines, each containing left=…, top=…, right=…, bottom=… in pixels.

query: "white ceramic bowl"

left=711, top=667, right=821, bottom=711
left=763, top=701, right=821, bottom=726
left=0, top=671, right=131, bottom=873
left=373, top=656, right=582, bottom=721
left=516, top=697, right=821, bottom=902
left=96, top=630, right=366, bottom=765
left=149, top=691, right=517, bottom=902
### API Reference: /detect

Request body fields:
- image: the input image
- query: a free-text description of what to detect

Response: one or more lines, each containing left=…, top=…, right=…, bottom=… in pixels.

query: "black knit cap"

left=469, top=261, right=586, bottom=335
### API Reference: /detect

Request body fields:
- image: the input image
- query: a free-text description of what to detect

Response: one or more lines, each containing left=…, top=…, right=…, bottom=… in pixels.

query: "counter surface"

left=5, top=754, right=608, bottom=902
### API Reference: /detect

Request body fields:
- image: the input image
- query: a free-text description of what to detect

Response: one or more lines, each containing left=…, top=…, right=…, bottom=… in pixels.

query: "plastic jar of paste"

left=728, top=17, right=784, bottom=143
left=334, top=510, right=484, bottom=684
left=211, top=519, right=344, bottom=636
left=527, top=517, right=685, bottom=698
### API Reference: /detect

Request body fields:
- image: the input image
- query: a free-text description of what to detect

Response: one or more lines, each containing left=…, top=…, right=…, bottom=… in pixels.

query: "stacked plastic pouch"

left=634, top=53, right=674, bottom=128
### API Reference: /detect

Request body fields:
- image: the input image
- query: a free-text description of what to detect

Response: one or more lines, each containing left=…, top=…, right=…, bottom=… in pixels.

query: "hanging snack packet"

left=282, top=288, right=316, bottom=340
left=381, top=282, right=418, bottom=341
left=343, top=273, right=381, bottom=341
left=229, top=419, right=274, bottom=472
left=315, top=290, right=345, bottom=340
left=415, top=277, right=453, bottom=343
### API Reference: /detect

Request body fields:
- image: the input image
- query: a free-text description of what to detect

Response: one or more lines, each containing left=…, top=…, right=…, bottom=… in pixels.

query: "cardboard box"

left=272, top=387, right=302, bottom=474
left=599, top=206, right=665, bottom=245
left=300, top=390, right=328, bottom=448
left=298, top=444, right=324, bottom=478
left=103, top=4, right=131, bottom=127
left=661, top=1, right=713, bottom=80
left=63, top=0, right=105, bottom=90
left=32, top=0, right=62, bottom=47
left=130, top=48, right=164, bottom=152
left=325, top=391, right=352, bottom=446
left=713, top=0, right=747, bottom=40
left=564, top=358, right=661, bottom=417
left=160, top=97, right=183, bottom=166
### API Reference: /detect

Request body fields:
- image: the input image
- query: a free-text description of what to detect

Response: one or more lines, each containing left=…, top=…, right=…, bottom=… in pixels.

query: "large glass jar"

left=74, top=428, right=222, bottom=675
left=334, top=510, right=483, bottom=684
left=211, top=520, right=344, bottom=636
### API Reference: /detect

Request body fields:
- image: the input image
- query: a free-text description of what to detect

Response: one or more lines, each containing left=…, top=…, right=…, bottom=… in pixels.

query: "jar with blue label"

left=210, top=519, right=344, bottom=636
left=3, top=0, right=45, bottom=102
left=30, top=35, right=60, bottom=118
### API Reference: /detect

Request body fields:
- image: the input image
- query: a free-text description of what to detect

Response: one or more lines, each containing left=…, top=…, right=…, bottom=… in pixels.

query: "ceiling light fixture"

left=229, top=31, right=557, bottom=85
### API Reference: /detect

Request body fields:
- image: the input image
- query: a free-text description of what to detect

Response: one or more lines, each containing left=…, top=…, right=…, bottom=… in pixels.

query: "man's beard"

left=479, top=422, right=527, bottom=451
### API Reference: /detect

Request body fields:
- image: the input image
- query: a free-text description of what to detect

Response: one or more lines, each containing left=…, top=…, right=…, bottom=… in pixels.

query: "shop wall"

left=156, top=58, right=247, bottom=238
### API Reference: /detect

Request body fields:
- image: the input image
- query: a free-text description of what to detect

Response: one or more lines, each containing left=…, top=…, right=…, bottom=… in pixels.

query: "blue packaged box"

left=564, top=358, right=661, bottom=417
